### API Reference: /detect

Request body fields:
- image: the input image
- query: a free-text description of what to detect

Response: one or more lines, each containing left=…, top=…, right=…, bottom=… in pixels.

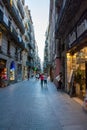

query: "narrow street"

left=0, top=78, right=87, bottom=130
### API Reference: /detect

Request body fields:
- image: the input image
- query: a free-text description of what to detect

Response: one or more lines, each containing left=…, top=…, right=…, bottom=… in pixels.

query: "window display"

left=0, top=68, right=7, bottom=80
left=67, top=47, right=87, bottom=99
left=10, top=69, right=15, bottom=80
left=10, top=61, right=15, bottom=81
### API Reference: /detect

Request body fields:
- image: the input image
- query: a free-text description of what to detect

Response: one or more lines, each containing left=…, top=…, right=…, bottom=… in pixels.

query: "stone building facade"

left=0, top=0, right=40, bottom=87
left=0, top=0, right=25, bottom=86
left=46, top=0, right=87, bottom=99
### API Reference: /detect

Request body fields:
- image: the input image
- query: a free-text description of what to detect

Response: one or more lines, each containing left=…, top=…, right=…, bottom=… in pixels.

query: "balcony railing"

left=0, top=9, right=25, bottom=49
left=21, top=0, right=24, bottom=5
left=26, top=61, right=34, bottom=67
left=10, top=25, right=25, bottom=48
left=11, top=4, right=25, bottom=34
left=17, top=0, right=24, bottom=19
left=10, top=25, right=18, bottom=40
left=3, top=0, right=25, bottom=34
left=25, top=33, right=29, bottom=42
left=2, top=0, right=10, bottom=8
left=0, top=9, right=9, bottom=30
left=27, top=42, right=34, bottom=50
left=28, top=52, right=34, bottom=59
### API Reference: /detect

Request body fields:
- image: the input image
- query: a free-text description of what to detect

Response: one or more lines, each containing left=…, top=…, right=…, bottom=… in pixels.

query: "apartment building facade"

left=0, top=0, right=25, bottom=86
left=0, top=0, right=39, bottom=87
left=46, top=0, right=87, bottom=99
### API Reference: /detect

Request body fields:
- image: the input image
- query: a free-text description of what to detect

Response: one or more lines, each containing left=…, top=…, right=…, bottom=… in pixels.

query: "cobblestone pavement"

left=0, top=78, right=87, bottom=130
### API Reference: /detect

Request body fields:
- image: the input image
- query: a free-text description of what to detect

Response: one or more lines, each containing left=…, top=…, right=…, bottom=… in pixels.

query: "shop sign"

left=77, top=19, right=87, bottom=38
left=68, top=31, right=76, bottom=48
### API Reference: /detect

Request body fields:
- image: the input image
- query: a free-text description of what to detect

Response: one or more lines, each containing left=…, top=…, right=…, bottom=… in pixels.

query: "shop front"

left=66, top=11, right=87, bottom=99
left=10, top=61, right=15, bottom=81
left=66, top=47, right=87, bottom=99
left=0, top=59, right=8, bottom=87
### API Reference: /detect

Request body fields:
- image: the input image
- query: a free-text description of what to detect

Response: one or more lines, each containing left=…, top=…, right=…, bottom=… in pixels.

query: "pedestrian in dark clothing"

left=40, top=74, right=44, bottom=87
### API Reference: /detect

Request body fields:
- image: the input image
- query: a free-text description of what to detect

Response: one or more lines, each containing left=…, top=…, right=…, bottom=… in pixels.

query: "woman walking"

left=40, top=73, right=44, bottom=87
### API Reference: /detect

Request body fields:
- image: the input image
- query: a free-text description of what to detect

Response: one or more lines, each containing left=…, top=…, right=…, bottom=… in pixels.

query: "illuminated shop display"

left=0, top=59, right=7, bottom=80
left=67, top=47, right=87, bottom=99
left=10, top=61, right=15, bottom=80
left=1, top=68, right=7, bottom=80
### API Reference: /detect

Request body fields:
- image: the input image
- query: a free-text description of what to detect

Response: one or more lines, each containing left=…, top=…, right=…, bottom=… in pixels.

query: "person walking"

left=44, top=74, right=47, bottom=86
left=40, top=73, right=44, bottom=87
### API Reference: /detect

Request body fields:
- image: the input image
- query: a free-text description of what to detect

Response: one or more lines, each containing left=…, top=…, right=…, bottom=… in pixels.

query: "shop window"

left=0, top=68, right=7, bottom=80
left=0, top=59, right=7, bottom=80
left=10, top=61, right=15, bottom=80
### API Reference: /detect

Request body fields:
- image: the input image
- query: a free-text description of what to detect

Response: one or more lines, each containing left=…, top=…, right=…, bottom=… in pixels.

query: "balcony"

left=2, top=0, right=10, bottom=9
left=55, top=0, right=63, bottom=11
left=24, top=33, right=29, bottom=42
left=26, top=61, right=34, bottom=68
left=0, top=9, right=9, bottom=31
left=28, top=52, right=34, bottom=59
left=11, top=4, right=25, bottom=34
left=3, top=0, right=25, bottom=34
left=17, top=0, right=24, bottom=19
left=10, top=25, right=18, bottom=40
left=56, top=0, right=82, bottom=37
left=22, top=0, right=24, bottom=5
left=9, top=26, right=25, bottom=48
left=27, top=42, right=34, bottom=50
left=0, top=9, right=25, bottom=49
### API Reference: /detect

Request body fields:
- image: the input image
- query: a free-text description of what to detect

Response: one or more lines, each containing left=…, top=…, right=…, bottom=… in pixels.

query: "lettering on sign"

left=77, top=19, right=87, bottom=37
left=69, top=31, right=76, bottom=48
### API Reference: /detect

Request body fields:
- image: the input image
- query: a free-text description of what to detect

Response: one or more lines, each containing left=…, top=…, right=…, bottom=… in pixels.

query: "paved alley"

left=0, top=78, right=87, bottom=130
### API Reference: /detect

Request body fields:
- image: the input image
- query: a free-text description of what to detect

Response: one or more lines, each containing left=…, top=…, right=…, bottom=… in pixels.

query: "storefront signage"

left=68, top=31, right=76, bottom=47
left=77, top=19, right=87, bottom=38
left=67, top=19, right=87, bottom=49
